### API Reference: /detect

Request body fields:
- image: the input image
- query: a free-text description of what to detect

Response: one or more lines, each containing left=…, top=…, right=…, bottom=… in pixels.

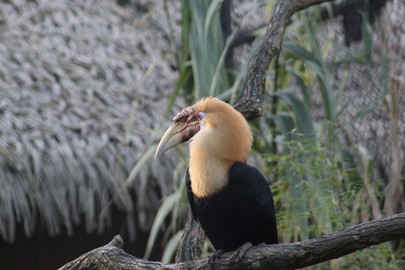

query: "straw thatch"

left=0, top=0, right=184, bottom=242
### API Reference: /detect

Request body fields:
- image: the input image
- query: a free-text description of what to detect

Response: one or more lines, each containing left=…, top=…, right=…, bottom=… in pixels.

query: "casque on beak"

left=155, top=106, right=202, bottom=159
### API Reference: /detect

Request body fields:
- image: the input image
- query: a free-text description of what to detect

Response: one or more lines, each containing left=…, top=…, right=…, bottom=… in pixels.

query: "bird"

left=155, top=97, right=278, bottom=263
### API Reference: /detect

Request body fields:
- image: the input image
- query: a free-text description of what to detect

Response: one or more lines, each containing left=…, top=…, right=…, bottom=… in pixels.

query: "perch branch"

left=59, top=213, right=405, bottom=270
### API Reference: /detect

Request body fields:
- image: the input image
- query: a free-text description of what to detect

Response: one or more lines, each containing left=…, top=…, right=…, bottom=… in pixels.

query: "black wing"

left=186, top=168, right=199, bottom=222
left=229, top=162, right=278, bottom=244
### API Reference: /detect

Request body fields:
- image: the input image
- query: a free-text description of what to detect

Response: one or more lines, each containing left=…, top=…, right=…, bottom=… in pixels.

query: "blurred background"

left=0, top=0, right=404, bottom=269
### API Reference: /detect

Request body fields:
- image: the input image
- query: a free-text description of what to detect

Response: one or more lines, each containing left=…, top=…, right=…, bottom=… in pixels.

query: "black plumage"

left=187, top=162, right=278, bottom=251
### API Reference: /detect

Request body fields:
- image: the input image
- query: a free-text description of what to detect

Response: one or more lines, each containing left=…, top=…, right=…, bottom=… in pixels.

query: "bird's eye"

left=198, top=112, right=206, bottom=119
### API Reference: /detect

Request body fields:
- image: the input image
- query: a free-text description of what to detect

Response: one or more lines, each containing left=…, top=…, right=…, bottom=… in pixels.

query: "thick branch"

left=59, top=213, right=405, bottom=270
left=234, top=0, right=332, bottom=120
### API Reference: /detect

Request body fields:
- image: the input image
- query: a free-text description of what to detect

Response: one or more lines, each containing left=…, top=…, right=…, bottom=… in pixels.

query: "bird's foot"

left=208, top=249, right=225, bottom=270
left=229, top=242, right=253, bottom=263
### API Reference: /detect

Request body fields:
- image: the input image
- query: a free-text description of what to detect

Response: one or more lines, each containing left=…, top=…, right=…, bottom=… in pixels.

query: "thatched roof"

left=0, top=0, right=184, bottom=242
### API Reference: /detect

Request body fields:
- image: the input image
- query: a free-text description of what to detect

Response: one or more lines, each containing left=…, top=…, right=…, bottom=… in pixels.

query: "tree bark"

left=175, top=209, right=205, bottom=263
left=59, top=213, right=405, bottom=270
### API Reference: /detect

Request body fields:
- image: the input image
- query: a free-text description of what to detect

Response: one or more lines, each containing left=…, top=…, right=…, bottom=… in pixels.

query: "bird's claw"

left=208, top=249, right=225, bottom=270
left=229, top=242, right=253, bottom=263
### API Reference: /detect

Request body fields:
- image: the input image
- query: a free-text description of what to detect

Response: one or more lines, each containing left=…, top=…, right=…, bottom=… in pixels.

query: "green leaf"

left=283, top=42, right=317, bottom=63
left=269, top=112, right=295, bottom=142
left=161, top=230, right=184, bottom=263
left=286, top=67, right=310, bottom=106
left=188, top=0, right=229, bottom=100
left=125, top=146, right=155, bottom=187
left=204, top=0, right=223, bottom=38
left=144, top=191, right=181, bottom=259
left=277, top=90, right=315, bottom=140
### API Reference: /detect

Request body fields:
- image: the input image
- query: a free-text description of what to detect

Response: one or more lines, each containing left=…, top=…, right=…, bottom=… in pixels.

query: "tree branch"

left=234, top=0, right=332, bottom=120
left=59, top=213, right=405, bottom=270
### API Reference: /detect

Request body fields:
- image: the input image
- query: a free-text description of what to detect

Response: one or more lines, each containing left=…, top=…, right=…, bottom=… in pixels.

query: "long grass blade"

left=144, top=191, right=181, bottom=259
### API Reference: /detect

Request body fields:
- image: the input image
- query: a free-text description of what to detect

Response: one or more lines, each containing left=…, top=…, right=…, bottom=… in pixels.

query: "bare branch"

left=234, top=0, right=333, bottom=120
left=59, top=213, right=405, bottom=270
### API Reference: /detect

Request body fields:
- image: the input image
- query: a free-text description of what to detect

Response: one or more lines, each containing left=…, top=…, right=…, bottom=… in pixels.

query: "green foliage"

left=266, top=138, right=356, bottom=237
left=179, top=0, right=230, bottom=103
left=254, top=5, right=400, bottom=269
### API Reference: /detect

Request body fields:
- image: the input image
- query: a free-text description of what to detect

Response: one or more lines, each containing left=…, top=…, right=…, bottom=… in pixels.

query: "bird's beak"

left=155, top=116, right=201, bottom=159
left=155, top=121, right=187, bottom=159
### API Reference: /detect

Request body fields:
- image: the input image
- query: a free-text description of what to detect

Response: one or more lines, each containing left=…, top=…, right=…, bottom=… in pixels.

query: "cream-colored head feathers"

left=189, top=97, right=252, bottom=197
left=191, top=97, right=252, bottom=162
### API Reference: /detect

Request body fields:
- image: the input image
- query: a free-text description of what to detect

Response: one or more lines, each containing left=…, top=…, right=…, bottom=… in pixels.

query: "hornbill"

left=155, top=97, right=278, bottom=261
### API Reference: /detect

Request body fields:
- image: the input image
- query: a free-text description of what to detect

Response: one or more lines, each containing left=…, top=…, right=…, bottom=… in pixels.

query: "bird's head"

left=155, top=97, right=252, bottom=162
